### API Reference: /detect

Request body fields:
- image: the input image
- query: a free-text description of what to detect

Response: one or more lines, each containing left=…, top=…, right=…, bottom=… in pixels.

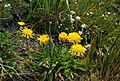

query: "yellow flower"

left=67, top=32, right=82, bottom=44
left=58, top=32, right=67, bottom=42
left=21, top=27, right=33, bottom=38
left=70, top=44, right=85, bottom=57
left=18, top=22, right=25, bottom=26
left=37, top=34, right=49, bottom=45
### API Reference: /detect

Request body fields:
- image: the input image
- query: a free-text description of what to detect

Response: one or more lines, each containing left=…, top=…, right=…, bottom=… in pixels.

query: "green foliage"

left=21, top=43, right=88, bottom=81
left=0, top=27, right=15, bottom=59
left=0, top=27, right=19, bottom=80
left=0, top=0, right=120, bottom=81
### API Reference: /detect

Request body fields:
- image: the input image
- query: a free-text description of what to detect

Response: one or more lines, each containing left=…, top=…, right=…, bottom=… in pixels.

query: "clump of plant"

left=17, top=22, right=88, bottom=81
left=0, top=22, right=89, bottom=81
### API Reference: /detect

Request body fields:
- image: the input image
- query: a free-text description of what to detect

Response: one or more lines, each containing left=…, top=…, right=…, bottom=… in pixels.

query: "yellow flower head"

left=58, top=32, right=67, bottom=42
left=18, top=22, right=25, bottom=26
left=37, top=34, right=49, bottom=45
left=21, top=27, right=33, bottom=38
left=70, top=44, right=85, bottom=57
left=67, top=32, right=82, bottom=44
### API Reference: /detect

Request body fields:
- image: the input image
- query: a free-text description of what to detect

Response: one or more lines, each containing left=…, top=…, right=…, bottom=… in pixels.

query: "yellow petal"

left=18, top=22, right=25, bottom=26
